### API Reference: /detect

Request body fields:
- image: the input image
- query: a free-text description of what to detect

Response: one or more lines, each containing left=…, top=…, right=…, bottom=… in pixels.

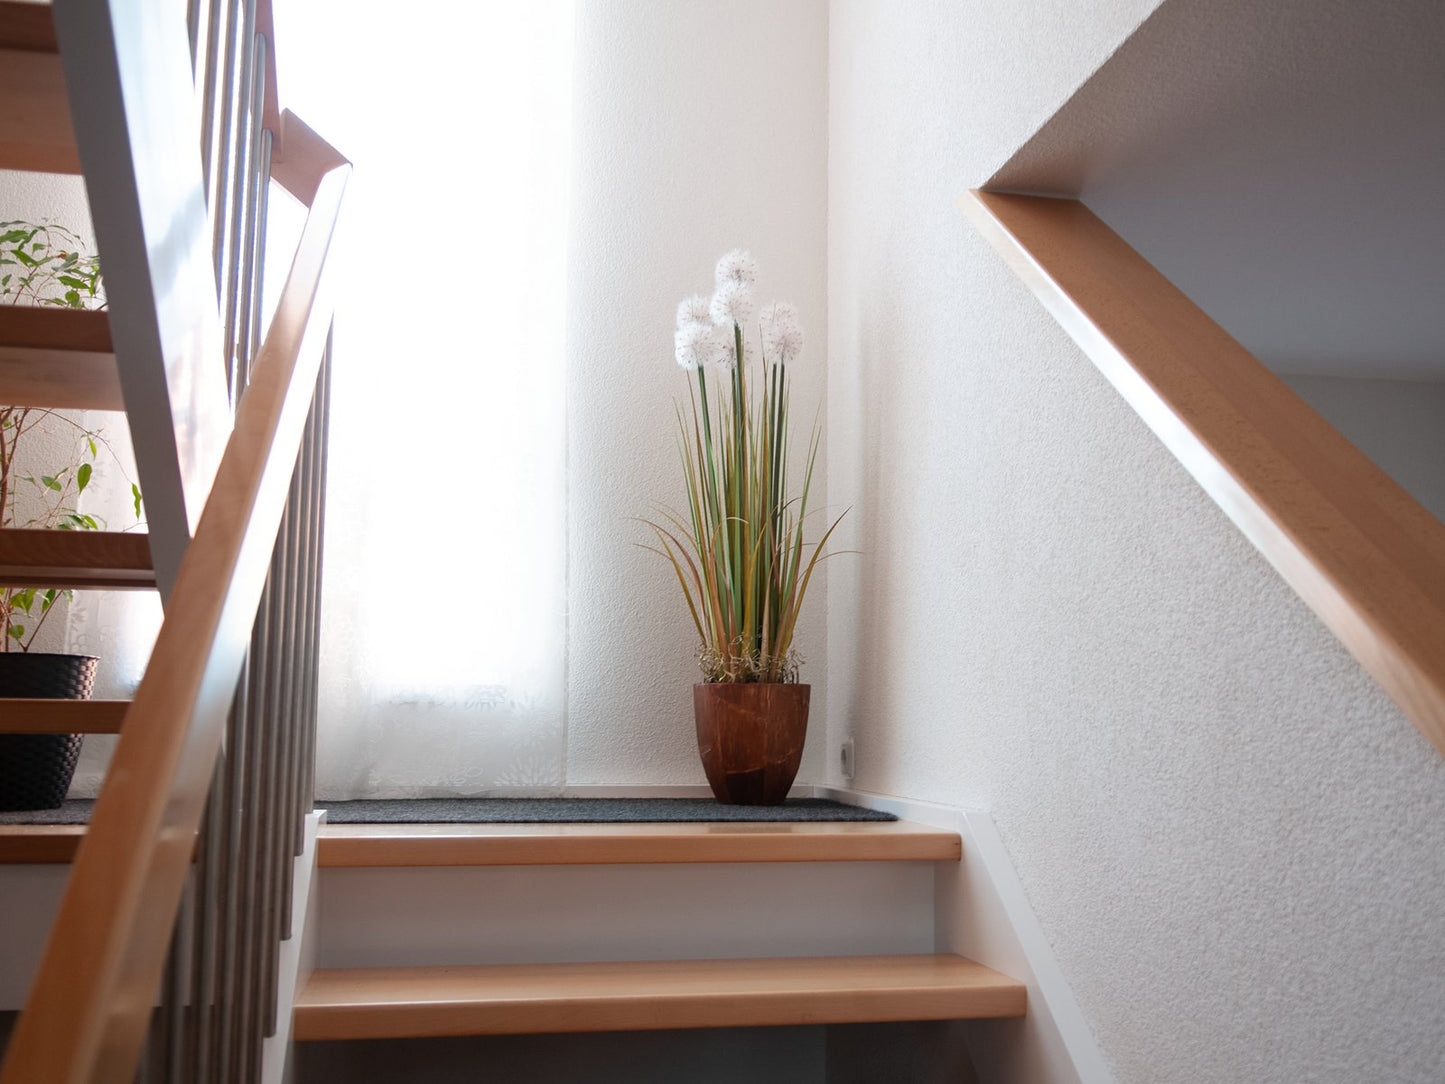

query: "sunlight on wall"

left=271, top=1, right=573, bottom=795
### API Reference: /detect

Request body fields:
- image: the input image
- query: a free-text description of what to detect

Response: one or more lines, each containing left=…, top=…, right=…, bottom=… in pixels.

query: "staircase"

left=0, top=4, right=1033, bottom=1081
left=294, top=817, right=1022, bottom=1080
left=0, top=1, right=346, bottom=1080
left=0, top=812, right=1027, bottom=1078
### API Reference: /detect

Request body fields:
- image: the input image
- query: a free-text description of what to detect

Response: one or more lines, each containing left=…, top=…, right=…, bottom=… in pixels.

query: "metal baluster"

left=213, top=665, right=248, bottom=1083
left=199, top=0, right=232, bottom=272
left=187, top=0, right=208, bottom=69
left=162, top=876, right=197, bottom=1083
left=257, top=512, right=289, bottom=1041
left=184, top=759, right=225, bottom=1082
left=220, top=0, right=259, bottom=398
left=238, top=585, right=273, bottom=1083
left=264, top=463, right=301, bottom=1032
left=292, top=387, right=319, bottom=860
left=306, top=333, right=334, bottom=815
left=211, top=0, right=244, bottom=396
left=233, top=34, right=267, bottom=394
left=196, top=0, right=224, bottom=175
left=286, top=407, right=316, bottom=883
left=251, top=128, right=273, bottom=376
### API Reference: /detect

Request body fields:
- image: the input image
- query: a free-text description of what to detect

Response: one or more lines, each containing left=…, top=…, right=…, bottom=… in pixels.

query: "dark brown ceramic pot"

left=0, top=653, right=97, bottom=811
left=693, top=682, right=810, bottom=805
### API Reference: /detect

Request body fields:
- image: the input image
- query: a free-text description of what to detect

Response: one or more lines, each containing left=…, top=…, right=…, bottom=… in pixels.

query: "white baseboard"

left=817, top=787, right=1116, bottom=1084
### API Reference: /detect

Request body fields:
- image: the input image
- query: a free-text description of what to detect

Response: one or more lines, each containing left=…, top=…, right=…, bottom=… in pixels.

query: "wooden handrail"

left=0, top=161, right=349, bottom=1084
left=961, top=190, right=1445, bottom=755
left=272, top=108, right=350, bottom=208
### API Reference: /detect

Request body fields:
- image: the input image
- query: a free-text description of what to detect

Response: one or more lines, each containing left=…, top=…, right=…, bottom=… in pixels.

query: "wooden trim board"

left=295, top=954, right=1026, bottom=1040
left=0, top=46, right=79, bottom=173
left=0, top=529, right=154, bottom=589
left=0, top=825, right=83, bottom=864
left=0, top=307, right=112, bottom=353
left=0, top=308, right=121, bottom=411
left=0, top=700, right=129, bottom=734
left=961, top=190, right=1445, bottom=755
left=318, top=820, right=961, bottom=867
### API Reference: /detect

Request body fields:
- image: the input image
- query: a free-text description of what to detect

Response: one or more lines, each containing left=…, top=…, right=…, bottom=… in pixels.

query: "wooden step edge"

left=0, top=309, right=121, bottom=411
left=294, top=953, right=1027, bottom=1040
left=0, top=529, right=155, bottom=589
left=0, top=824, right=83, bottom=864
left=0, top=308, right=113, bottom=352
left=0, top=350, right=124, bottom=411
left=0, top=45, right=80, bottom=174
left=317, top=819, right=962, bottom=867
left=0, top=699, right=129, bottom=734
left=0, top=3, right=59, bottom=53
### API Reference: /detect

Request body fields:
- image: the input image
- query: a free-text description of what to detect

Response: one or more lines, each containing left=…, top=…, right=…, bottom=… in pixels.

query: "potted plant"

left=0, top=219, right=137, bottom=811
left=644, top=250, right=843, bottom=805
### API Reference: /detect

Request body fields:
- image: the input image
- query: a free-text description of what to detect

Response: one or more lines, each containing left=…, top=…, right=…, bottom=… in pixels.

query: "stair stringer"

left=52, top=0, right=234, bottom=597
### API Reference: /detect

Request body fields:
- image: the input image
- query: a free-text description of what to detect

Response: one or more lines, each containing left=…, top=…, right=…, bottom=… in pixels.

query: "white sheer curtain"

left=272, top=1, right=573, bottom=797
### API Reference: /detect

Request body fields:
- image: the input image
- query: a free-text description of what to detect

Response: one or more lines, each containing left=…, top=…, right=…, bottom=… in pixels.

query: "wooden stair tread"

left=317, top=819, right=962, bottom=867
left=0, top=699, right=128, bottom=734
left=0, top=24, right=79, bottom=173
left=0, top=824, right=83, bottom=864
left=0, top=817, right=956, bottom=869
left=0, top=529, right=154, bottom=589
left=294, top=954, right=1027, bottom=1040
left=0, top=309, right=121, bottom=411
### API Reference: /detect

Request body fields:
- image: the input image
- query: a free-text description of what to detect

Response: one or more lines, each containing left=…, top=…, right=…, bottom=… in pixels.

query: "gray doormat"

left=318, top=798, right=895, bottom=824
left=0, top=799, right=92, bottom=824
left=0, top=797, right=895, bottom=825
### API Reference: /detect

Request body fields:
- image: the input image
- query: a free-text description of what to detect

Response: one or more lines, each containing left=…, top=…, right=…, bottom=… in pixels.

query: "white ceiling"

left=989, top=0, right=1445, bottom=380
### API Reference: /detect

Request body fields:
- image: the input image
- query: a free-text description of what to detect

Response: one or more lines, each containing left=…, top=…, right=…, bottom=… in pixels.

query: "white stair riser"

left=318, top=861, right=936, bottom=969
left=0, top=866, right=67, bottom=1010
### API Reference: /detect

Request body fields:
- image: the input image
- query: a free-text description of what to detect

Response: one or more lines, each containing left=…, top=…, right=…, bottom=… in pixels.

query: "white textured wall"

left=566, top=0, right=830, bottom=785
left=827, top=3, right=1445, bottom=1082
left=991, top=0, right=1445, bottom=382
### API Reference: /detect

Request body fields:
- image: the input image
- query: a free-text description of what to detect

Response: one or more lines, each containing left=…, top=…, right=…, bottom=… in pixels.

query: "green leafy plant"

left=644, top=250, right=844, bottom=684
left=0, top=220, right=103, bottom=309
left=0, top=220, right=140, bottom=652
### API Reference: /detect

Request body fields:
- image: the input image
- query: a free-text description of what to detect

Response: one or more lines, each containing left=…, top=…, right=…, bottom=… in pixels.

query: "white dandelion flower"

left=715, top=249, right=758, bottom=290
left=707, top=325, right=737, bottom=370
left=761, top=301, right=804, bottom=364
left=674, top=321, right=713, bottom=371
left=709, top=279, right=754, bottom=327
left=676, top=294, right=712, bottom=330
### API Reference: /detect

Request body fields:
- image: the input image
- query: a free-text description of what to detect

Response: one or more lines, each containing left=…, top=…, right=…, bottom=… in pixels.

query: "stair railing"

left=0, top=1, right=348, bottom=1080
left=962, top=190, right=1445, bottom=755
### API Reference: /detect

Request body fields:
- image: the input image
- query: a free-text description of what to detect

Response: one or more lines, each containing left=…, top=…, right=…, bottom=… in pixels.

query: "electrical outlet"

left=840, top=738, right=855, bottom=781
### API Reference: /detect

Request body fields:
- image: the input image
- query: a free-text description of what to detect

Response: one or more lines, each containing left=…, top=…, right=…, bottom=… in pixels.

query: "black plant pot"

left=0, top=653, right=97, bottom=812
